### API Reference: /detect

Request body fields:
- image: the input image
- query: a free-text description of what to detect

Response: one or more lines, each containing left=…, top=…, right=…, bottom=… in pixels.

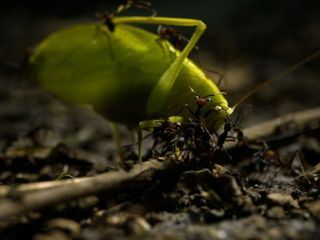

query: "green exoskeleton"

left=27, top=16, right=233, bottom=160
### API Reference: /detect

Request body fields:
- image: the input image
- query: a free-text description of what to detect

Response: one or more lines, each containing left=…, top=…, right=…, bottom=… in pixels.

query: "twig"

left=0, top=159, right=180, bottom=221
left=243, top=107, right=320, bottom=139
left=225, top=107, right=320, bottom=149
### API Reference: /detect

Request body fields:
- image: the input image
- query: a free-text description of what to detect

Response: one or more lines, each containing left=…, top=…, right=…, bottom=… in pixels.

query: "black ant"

left=216, top=116, right=243, bottom=149
left=97, top=0, right=156, bottom=32
left=156, top=25, right=199, bottom=60
left=210, top=117, right=235, bottom=161
left=157, top=25, right=195, bottom=53
left=183, top=86, right=227, bottom=122
left=157, top=25, right=224, bottom=85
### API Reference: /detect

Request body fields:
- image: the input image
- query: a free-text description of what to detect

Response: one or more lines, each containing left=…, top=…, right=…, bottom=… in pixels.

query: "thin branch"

left=0, top=159, right=180, bottom=221
left=243, top=107, right=320, bottom=139
left=224, top=107, right=320, bottom=149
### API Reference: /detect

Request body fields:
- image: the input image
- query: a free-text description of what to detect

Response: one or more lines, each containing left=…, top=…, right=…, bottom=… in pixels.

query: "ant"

left=97, top=0, right=156, bottom=32
left=216, top=116, right=243, bottom=149
left=157, top=25, right=195, bottom=54
left=157, top=25, right=199, bottom=61
left=183, top=86, right=227, bottom=122
left=157, top=25, right=224, bottom=85
left=210, top=117, right=238, bottom=161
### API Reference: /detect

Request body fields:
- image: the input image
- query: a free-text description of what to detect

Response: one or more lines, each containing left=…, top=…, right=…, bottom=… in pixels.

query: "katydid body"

left=28, top=17, right=232, bottom=132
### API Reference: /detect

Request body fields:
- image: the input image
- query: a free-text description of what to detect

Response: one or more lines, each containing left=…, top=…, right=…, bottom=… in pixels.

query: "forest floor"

left=0, top=88, right=319, bottom=240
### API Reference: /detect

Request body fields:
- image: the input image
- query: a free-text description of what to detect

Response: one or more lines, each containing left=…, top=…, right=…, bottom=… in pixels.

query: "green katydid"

left=27, top=16, right=232, bottom=159
left=26, top=13, right=320, bottom=161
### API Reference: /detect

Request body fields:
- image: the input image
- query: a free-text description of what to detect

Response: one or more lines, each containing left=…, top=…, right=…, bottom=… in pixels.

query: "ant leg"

left=94, top=24, right=114, bottom=59
left=176, top=104, right=198, bottom=119
left=213, top=144, right=232, bottom=161
left=155, top=37, right=168, bottom=59
left=138, top=116, right=184, bottom=162
left=216, top=72, right=224, bottom=87
left=138, top=119, right=164, bottom=162
left=156, top=26, right=177, bottom=61
left=132, top=1, right=157, bottom=16
left=189, top=48, right=225, bottom=87
left=116, top=0, right=157, bottom=16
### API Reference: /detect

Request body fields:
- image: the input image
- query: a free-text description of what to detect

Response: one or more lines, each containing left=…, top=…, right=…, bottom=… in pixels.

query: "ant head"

left=187, top=87, right=233, bottom=132
left=189, top=86, right=217, bottom=108
left=193, top=94, right=214, bottom=108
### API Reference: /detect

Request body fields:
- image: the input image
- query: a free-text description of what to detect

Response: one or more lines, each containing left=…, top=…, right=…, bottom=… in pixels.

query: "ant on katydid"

left=186, top=97, right=245, bottom=161
left=184, top=86, right=227, bottom=121
left=157, top=25, right=225, bottom=85
left=97, top=0, right=156, bottom=32
left=157, top=25, right=195, bottom=53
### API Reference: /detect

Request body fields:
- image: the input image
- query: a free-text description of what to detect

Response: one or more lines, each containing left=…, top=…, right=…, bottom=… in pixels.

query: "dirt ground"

left=0, top=88, right=319, bottom=239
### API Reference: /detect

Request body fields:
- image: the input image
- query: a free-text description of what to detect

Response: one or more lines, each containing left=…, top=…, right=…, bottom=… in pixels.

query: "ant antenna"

left=97, top=0, right=156, bottom=32
left=116, top=0, right=157, bottom=16
left=232, top=49, right=320, bottom=111
left=188, top=86, right=226, bottom=98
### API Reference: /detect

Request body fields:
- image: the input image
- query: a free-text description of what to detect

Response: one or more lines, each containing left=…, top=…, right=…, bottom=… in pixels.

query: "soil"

left=0, top=90, right=319, bottom=240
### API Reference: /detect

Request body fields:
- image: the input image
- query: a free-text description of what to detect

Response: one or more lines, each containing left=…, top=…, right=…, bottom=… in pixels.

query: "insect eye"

left=206, top=97, right=212, bottom=102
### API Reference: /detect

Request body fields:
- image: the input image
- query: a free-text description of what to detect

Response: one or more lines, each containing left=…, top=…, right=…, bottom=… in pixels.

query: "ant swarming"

left=148, top=90, right=242, bottom=165
left=149, top=116, right=235, bottom=167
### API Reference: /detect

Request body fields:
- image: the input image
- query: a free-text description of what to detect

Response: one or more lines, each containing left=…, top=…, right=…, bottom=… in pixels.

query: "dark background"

left=1, top=0, right=320, bottom=133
